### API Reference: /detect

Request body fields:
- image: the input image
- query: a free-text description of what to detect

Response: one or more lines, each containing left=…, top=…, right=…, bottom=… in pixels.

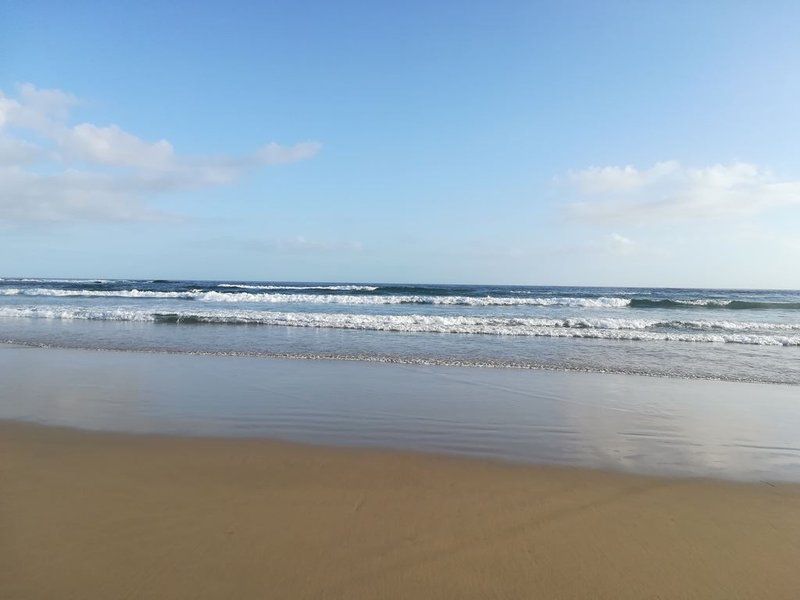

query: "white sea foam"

left=2, top=306, right=799, bottom=345
left=672, top=299, right=732, bottom=306
left=194, top=292, right=633, bottom=307
left=216, top=284, right=379, bottom=291
left=0, top=288, right=632, bottom=307
left=0, top=288, right=194, bottom=299
left=1, top=278, right=112, bottom=283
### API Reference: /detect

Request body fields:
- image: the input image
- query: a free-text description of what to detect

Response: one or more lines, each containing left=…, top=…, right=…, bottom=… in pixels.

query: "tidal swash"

left=1, top=278, right=799, bottom=384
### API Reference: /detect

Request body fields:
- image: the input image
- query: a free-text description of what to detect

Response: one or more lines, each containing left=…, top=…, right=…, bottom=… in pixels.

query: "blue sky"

left=2, top=1, right=799, bottom=287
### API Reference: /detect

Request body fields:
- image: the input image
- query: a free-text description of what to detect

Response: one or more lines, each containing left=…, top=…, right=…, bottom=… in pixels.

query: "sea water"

left=1, top=278, right=799, bottom=384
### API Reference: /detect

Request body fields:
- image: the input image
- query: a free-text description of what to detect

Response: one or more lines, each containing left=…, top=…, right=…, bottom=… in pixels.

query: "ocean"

left=2, top=278, right=799, bottom=385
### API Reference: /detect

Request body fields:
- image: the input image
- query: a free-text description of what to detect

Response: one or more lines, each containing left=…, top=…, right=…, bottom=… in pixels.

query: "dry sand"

left=2, top=421, right=799, bottom=599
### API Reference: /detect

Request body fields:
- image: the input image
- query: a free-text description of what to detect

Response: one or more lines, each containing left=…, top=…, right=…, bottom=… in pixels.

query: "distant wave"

left=0, top=288, right=630, bottom=307
left=216, top=284, right=379, bottom=291
left=0, top=278, right=112, bottom=284
left=188, top=292, right=631, bottom=307
left=629, top=298, right=800, bottom=310
left=3, top=286, right=800, bottom=311
left=0, top=288, right=195, bottom=299
left=2, top=306, right=799, bottom=345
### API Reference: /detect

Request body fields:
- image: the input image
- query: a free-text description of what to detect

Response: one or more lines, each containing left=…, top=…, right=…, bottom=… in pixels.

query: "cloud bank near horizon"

left=0, top=83, right=321, bottom=223
left=564, top=161, right=800, bottom=222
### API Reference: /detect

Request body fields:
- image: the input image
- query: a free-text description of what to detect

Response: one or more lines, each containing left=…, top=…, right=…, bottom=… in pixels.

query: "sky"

left=1, top=0, right=799, bottom=287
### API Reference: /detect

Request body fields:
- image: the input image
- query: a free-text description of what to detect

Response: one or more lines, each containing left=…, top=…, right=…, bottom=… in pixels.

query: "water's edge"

left=2, top=344, right=799, bottom=482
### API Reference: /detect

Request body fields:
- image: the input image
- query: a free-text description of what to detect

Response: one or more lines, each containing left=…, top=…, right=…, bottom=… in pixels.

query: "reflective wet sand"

left=2, top=345, right=798, bottom=481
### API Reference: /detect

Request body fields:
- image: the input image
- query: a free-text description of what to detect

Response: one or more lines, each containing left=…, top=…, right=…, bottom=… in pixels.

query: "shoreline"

left=3, top=344, right=800, bottom=483
left=4, top=416, right=795, bottom=487
left=2, top=416, right=782, bottom=487
left=4, top=339, right=799, bottom=386
left=3, top=420, right=799, bottom=599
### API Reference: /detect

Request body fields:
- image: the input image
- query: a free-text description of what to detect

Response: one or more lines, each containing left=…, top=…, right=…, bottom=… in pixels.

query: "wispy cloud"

left=563, top=161, right=800, bottom=221
left=0, top=83, right=321, bottom=222
left=244, top=236, right=364, bottom=255
left=607, top=232, right=635, bottom=253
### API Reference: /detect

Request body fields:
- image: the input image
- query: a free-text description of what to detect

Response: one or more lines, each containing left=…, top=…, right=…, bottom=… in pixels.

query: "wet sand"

left=3, top=345, right=800, bottom=482
left=2, top=421, right=799, bottom=599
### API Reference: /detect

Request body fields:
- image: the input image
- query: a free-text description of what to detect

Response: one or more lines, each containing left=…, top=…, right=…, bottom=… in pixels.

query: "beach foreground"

left=2, top=421, right=799, bottom=599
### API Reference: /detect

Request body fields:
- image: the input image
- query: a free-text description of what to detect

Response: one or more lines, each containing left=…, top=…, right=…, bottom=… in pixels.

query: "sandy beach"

left=3, top=420, right=799, bottom=599
left=4, top=1, right=800, bottom=598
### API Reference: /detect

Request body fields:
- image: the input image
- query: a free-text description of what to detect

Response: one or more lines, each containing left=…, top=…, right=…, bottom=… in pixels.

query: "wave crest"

left=0, top=288, right=632, bottom=307
left=216, top=284, right=379, bottom=291
left=2, top=306, right=799, bottom=346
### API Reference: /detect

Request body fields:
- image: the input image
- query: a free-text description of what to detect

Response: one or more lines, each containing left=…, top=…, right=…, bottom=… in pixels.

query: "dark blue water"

left=2, top=278, right=799, bottom=384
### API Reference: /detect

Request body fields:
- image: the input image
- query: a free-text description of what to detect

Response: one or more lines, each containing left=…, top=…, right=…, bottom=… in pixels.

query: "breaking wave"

left=216, top=284, right=379, bottom=291
left=2, top=306, right=798, bottom=346
left=0, top=278, right=112, bottom=284
left=0, top=288, right=631, bottom=307
left=3, top=286, right=799, bottom=310
left=629, top=298, right=800, bottom=310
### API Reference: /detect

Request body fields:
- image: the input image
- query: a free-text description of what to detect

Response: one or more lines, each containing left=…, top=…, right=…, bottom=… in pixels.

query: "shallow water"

left=2, top=345, right=798, bottom=482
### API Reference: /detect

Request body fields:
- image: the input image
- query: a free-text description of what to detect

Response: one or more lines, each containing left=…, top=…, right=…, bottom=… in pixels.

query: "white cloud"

left=564, top=161, right=800, bottom=221
left=609, top=232, right=632, bottom=244
left=603, top=232, right=636, bottom=256
left=0, top=135, right=43, bottom=165
left=609, top=232, right=634, bottom=246
left=567, top=161, right=681, bottom=194
left=0, top=83, right=321, bottom=222
left=256, top=142, right=322, bottom=166
left=0, top=166, right=173, bottom=222
left=58, top=123, right=176, bottom=170
left=0, top=83, right=77, bottom=134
